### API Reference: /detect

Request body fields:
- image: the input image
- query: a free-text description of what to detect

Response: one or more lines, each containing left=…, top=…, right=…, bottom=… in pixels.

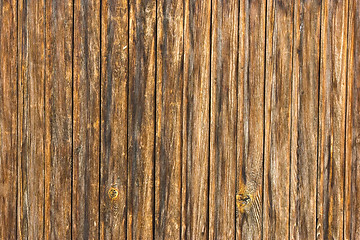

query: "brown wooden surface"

left=1, top=0, right=360, bottom=239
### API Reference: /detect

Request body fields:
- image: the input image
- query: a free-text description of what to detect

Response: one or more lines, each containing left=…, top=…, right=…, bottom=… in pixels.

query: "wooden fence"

left=0, top=0, right=359, bottom=239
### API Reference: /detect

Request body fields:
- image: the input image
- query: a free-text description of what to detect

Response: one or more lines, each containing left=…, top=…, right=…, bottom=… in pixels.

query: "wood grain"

left=236, top=0, right=266, bottom=239
left=317, top=0, right=348, bottom=239
left=344, top=0, right=359, bottom=239
left=209, top=0, right=238, bottom=239
left=155, top=0, right=183, bottom=239
left=127, top=0, right=156, bottom=238
left=44, top=0, right=73, bottom=238
left=182, top=0, right=211, bottom=239
left=263, top=0, right=294, bottom=239
left=290, top=0, right=321, bottom=239
left=73, top=0, right=100, bottom=239
left=0, top=0, right=18, bottom=239
left=100, top=0, right=128, bottom=238
left=17, top=0, right=45, bottom=238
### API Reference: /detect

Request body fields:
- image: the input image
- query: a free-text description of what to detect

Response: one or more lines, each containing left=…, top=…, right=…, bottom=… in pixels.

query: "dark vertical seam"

left=262, top=0, right=268, bottom=239
left=235, top=0, right=241, bottom=239
left=98, top=0, right=102, bottom=238
left=179, top=0, right=185, bottom=238
left=343, top=0, right=351, bottom=239
left=71, top=0, right=75, bottom=239
left=43, top=0, right=46, bottom=238
left=126, top=0, right=131, bottom=238
left=207, top=0, right=212, bottom=238
left=289, top=0, right=296, bottom=238
left=153, top=0, right=157, bottom=238
left=316, top=1, right=323, bottom=239
left=16, top=0, right=19, bottom=238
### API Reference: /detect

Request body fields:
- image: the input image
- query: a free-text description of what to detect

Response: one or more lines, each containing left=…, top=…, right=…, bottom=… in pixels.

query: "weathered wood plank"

left=263, top=0, right=293, bottom=239
left=209, top=0, right=238, bottom=239
left=182, top=0, right=211, bottom=239
left=155, top=0, right=183, bottom=239
left=236, top=0, right=266, bottom=239
left=0, top=0, right=18, bottom=239
left=290, top=0, right=321, bottom=239
left=127, top=0, right=156, bottom=238
left=44, top=0, right=73, bottom=238
left=17, top=0, right=45, bottom=238
left=344, top=0, right=359, bottom=239
left=73, top=0, right=100, bottom=239
left=100, top=0, right=128, bottom=238
left=317, top=0, right=348, bottom=239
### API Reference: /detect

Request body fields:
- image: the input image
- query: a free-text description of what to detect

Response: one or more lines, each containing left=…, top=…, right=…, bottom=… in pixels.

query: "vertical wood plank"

left=236, top=0, right=266, bottom=239
left=290, top=0, right=321, bottom=239
left=182, top=0, right=211, bottom=239
left=155, top=0, right=183, bottom=239
left=0, top=0, right=18, bottom=239
left=127, top=0, right=156, bottom=238
left=73, top=0, right=100, bottom=239
left=100, top=0, right=128, bottom=238
left=317, top=0, right=348, bottom=239
left=209, top=0, right=238, bottom=239
left=263, top=0, right=294, bottom=239
left=17, top=0, right=45, bottom=238
left=44, top=0, right=73, bottom=238
left=344, top=0, right=359, bottom=239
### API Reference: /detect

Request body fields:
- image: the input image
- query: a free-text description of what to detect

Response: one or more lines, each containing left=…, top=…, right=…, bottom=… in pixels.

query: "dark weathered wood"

left=182, top=0, right=211, bottom=239
left=209, top=0, right=238, bottom=239
left=290, top=0, right=321, bottom=239
left=344, top=0, right=359, bottom=239
left=236, top=0, right=266, bottom=239
left=100, top=0, right=128, bottom=238
left=317, top=0, right=348, bottom=239
left=0, top=0, right=17, bottom=239
left=127, top=0, right=156, bottom=238
left=155, top=0, right=183, bottom=239
left=263, top=0, right=293, bottom=239
left=17, top=0, right=45, bottom=238
left=44, top=0, right=73, bottom=238
left=73, top=0, right=100, bottom=239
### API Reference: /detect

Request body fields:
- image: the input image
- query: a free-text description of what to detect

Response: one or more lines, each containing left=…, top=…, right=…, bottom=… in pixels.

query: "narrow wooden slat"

left=182, top=0, right=211, bottom=238
left=290, top=0, right=321, bottom=239
left=317, top=0, right=348, bottom=239
left=263, top=0, right=294, bottom=239
left=73, top=0, right=100, bottom=239
left=236, top=0, right=266, bottom=239
left=17, top=0, right=45, bottom=238
left=0, top=0, right=17, bottom=239
left=44, top=0, right=73, bottom=238
left=209, top=0, right=238, bottom=238
left=100, top=0, right=128, bottom=238
left=127, top=0, right=156, bottom=238
left=155, top=0, right=183, bottom=238
left=344, top=0, right=359, bottom=239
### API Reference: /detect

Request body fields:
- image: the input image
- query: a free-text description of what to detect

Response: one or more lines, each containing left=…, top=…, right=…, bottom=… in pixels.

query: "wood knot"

left=236, top=193, right=251, bottom=212
left=108, top=187, right=119, bottom=200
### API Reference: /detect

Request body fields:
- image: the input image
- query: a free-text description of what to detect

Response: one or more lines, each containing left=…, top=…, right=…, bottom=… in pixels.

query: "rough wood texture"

left=236, top=0, right=266, bottom=239
left=345, top=0, right=360, bottom=239
left=73, top=0, right=100, bottom=239
left=44, top=0, right=73, bottom=238
left=127, top=0, right=156, bottom=238
left=0, top=0, right=17, bottom=239
left=263, top=0, right=293, bottom=239
left=155, top=0, right=183, bottom=239
left=182, top=0, right=211, bottom=239
left=317, top=0, right=348, bottom=239
left=17, top=0, right=45, bottom=238
left=290, top=0, right=321, bottom=239
left=209, top=0, right=238, bottom=239
left=100, top=0, right=128, bottom=239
